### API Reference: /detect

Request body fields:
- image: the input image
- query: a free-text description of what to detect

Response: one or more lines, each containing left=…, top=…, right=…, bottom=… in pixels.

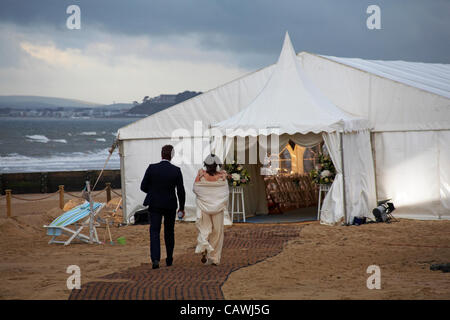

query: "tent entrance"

left=264, top=174, right=318, bottom=215
left=245, top=206, right=317, bottom=224
left=260, top=143, right=322, bottom=222
left=219, top=136, right=328, bottom=223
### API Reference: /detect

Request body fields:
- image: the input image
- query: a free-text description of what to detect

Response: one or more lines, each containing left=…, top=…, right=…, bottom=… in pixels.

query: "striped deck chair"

left=44, top=201, right=105, bottom=245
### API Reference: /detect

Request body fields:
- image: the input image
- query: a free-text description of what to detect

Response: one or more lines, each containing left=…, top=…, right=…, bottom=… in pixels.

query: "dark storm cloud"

left=0, top=0, right=449, bottom=67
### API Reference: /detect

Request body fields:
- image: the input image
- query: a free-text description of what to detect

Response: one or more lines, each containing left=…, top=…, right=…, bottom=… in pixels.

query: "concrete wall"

left=0, top=170, right=121, bottom=194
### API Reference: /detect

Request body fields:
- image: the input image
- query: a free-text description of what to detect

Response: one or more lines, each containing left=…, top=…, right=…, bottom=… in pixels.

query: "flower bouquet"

left=224, top=161, right=251, bottom=187
left=309, top=154, right=336, bottom=185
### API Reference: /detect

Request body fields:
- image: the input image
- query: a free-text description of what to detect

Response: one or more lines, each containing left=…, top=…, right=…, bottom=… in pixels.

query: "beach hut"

left=117, top=33, right=450, bottom=224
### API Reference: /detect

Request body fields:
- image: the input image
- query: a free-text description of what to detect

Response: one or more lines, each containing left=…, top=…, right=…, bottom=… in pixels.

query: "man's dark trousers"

left=149, top=209, right=176, bottom=263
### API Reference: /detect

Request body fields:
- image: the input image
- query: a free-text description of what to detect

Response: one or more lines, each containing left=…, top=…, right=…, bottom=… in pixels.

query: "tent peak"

left=277, top=31, right=297, bottom=66
left=214, top=33, right=371, bottom=135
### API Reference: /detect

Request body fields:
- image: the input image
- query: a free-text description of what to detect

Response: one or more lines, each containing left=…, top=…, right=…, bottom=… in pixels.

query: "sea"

left=0, top=117, right=142, bottom=173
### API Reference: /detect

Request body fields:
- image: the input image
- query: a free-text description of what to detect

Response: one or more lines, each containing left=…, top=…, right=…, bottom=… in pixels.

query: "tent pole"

left=340, top=132, right=348, bottom=225
left=370, top=132, right=379, bottom=202
left=118, top=140, right=128, bottom=225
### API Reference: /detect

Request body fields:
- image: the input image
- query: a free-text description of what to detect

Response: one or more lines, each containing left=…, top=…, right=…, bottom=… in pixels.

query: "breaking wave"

left=26, top=135, right=50, bottom=143
left=0, top=149, right=120, bottom=173
left=26, top=135, right=68, bottom=144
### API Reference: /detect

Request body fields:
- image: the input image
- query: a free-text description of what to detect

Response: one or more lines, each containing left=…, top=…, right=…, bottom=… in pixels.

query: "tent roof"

left=213, top=33, right=370, bottom=137
left=320, top=55, right=450, bottom=99
left=117, top=36, right=449, bottom=141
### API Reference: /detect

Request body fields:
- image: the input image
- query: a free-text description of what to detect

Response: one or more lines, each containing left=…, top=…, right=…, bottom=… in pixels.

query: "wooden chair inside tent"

left=263, top=142, right=320, bottom=214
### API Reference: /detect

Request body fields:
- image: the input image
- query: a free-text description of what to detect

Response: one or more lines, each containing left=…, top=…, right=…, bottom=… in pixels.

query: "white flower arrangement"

left=320, top=170, right=331, bottom=178
left=224, top=162, right=251, bottom=187
left=231, top=173, right=241, bottom=181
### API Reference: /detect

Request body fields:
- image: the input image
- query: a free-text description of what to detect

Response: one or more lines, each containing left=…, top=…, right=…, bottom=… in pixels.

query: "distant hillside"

left=100, top=103, right=133, bottom=111
left=128, top=91, right=202, bottom=116
left=0, top=95, right=102, bottom=109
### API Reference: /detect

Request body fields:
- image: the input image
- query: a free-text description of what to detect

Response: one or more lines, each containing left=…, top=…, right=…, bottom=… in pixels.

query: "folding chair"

left=44, top=201, right=105, bottom=245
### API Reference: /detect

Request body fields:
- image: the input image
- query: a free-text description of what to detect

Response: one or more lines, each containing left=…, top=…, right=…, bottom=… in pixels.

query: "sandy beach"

left=223, top=219, right=450, bottom=299
left=0, top=191, right=449, bottom=300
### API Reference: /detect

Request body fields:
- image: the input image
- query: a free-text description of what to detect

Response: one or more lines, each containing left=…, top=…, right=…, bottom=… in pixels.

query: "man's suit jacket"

left=140, top=160, right=186, bottom=212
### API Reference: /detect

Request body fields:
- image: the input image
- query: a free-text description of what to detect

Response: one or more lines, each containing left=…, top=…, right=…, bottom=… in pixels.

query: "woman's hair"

left=204, top=154, right=221, bottom=176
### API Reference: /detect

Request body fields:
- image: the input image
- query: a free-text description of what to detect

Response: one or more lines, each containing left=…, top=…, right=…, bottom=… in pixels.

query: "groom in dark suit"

left=140, top=145, right=185, bottom=269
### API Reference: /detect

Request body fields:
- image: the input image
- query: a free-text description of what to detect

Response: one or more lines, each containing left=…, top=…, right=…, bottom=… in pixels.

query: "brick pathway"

left=68, top=224, right=302, bottom=300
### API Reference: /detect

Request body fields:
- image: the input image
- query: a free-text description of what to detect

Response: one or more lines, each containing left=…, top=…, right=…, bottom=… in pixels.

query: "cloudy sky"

left=0, top=0, right=449, bottom=104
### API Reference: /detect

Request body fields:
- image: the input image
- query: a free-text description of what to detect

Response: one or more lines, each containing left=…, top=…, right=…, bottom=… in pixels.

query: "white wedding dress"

left=193, top=171, right=230, bottom=265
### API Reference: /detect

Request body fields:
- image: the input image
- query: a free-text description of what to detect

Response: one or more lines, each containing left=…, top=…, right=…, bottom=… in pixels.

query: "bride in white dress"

left=193, top=154, right=229, bottom=265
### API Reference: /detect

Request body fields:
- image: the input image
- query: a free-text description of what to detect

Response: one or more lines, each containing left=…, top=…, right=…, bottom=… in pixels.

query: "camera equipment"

left=372, top=199, right=397, bottom=223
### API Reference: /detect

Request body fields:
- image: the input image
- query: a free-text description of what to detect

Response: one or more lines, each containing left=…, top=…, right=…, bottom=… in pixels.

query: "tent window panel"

left=303, top=145, right=321, bottom=173
left=274, top=143, right=322, bottom=175
left=279, top=148, right=292, bottom=173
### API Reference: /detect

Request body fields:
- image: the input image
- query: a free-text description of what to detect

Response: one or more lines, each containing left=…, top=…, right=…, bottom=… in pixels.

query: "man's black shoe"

left=166, top=258, right=173, bottom=267
left=152, top=261, right=160, bottom=269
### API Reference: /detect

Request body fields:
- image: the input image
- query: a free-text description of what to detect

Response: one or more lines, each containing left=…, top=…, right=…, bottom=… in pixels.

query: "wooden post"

left=6, top=189, right=12, bottom=218
left=59, top=185, right=64, bottom=209
left=106, top=182, right=111, bottom=203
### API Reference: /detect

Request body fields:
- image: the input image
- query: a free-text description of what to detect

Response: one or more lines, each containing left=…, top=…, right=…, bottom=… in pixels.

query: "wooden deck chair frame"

left=44, top=203, right=105, bottom=245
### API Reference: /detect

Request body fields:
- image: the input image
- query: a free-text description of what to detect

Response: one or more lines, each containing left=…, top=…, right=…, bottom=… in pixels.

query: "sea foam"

left=26, top=135, right=50, bottom=143
left=26, top=135, right=67, bottom=144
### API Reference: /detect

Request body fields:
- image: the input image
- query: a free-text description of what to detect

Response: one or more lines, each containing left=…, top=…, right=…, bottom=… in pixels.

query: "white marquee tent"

left=212, top=33, right=376, bottom=225
left=117, top=33, right=450, bottom=224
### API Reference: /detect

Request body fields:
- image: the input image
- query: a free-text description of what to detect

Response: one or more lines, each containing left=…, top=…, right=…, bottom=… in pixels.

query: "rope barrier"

left=10, top=191, right=59, bottom=201
left=65, top=191, right=85, bottom=199
left=91, top=139, right=118, bottom=192
left=4, top=187, right=115, bottom=202
left=3, top=140, right=119, bottom=219
left=94, top=188, right=107, bottom=196
left=111, top=189, right=122, bottom=197
left=91, top=188, right=107, bottom=199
